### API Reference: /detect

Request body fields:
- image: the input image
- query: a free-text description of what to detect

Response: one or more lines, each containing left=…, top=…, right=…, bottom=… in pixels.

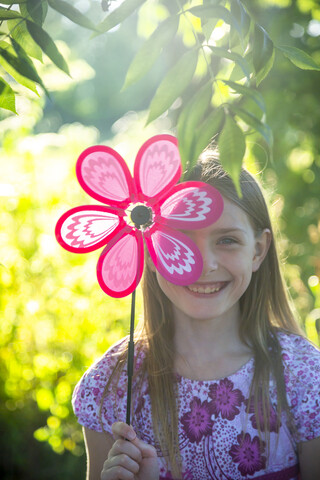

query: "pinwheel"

left=55, top=134, right=224, bottom=424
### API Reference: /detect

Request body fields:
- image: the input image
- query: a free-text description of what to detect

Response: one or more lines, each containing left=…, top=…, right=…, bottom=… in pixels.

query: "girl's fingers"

left=101, top=465, right=135, bottom=480
left=109, top=438, right=142, bottom=464
left=103, top=452, right=140, bottom=477
left=131, top=436, right=158, bottom=460
left=112, top=422, right=136, bottom=441
left=111, top=422, right=157, bottom=458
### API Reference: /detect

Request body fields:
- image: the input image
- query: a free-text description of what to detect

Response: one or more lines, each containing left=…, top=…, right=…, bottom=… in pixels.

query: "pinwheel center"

left=130, top=204, right=152, bottom=229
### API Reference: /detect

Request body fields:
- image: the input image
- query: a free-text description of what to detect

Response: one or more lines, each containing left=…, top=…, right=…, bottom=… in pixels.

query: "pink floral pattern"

left=245, top=396, right=280, bottom=433
left=72, top=332, right=320, bottom=479
left=209, top=377, right=245, bottom=420
left=229, top=432, right=266, bottom=476
left=181, top=397, right=214, bottom=443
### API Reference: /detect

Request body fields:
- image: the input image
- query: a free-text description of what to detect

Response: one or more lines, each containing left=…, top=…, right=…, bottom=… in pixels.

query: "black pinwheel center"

left=130, top=205, right=152, bottom=228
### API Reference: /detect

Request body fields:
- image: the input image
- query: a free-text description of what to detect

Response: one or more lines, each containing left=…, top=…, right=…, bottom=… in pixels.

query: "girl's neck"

left=172, top=304, right=252, bottom=381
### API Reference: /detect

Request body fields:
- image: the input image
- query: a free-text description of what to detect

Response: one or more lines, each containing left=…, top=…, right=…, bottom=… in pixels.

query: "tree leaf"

left=222, top=79, right=265, bottom=112
left=256, top=47, right=274, bottom=86
left=177, top=81, right=213, bottom=168
left=96, top=0, right=145, bottom=34
left=8, top=19, right=43, bottom=61
left=0, top=1, right=27, bottom=4
left=252, top=24, right=274, bottom=77
left=26, top=20, right=70, bottom=75
left=202, top=18, right=218, bottom=42
left=48, top=0, right=96, bottom=31
left=192, top=108, right=225, bottom=168
left=229, top=0, right=250, bottom=48
left=0, top=6, right=22, bottom=19
left=230, top=105, right=273, bottom=149
left=218, top=114, right=245, bottom=197
left=188, top=5, right=241, bottom=35
left=0, top=39, right=46, bottom=92
left=147, top=49, right=199, bottom=125
left=0, top=40, right=38, bottom=94
left=26, top=0, right=48, bottom=25
left=0, top=77, right=16, bottom=113
left=229, top=49, right=253, bottom=81
left=278, top=45, right=320, bottom=71
left=123, top=15, right=179, bottom=90
left=208, top=46, right=250, bottom=81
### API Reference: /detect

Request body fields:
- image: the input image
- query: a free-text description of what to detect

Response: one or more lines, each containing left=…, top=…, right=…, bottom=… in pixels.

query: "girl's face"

left=152, top=196, right=271, bottom=324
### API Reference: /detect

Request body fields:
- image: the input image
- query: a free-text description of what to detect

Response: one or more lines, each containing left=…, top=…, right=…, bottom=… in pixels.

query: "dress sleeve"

left=72, top=338, right=128, bottom=434
left=280, top=332, right=320, bottom=443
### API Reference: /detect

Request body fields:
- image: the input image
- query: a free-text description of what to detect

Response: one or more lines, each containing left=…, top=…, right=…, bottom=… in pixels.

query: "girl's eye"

left=218, top=237, right=238, bottom=245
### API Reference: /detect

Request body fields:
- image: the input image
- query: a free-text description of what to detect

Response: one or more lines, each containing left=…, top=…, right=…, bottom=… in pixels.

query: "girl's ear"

left=252, top=228, right=272, bottom=272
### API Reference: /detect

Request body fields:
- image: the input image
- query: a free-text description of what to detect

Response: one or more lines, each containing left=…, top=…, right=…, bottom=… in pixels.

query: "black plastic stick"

left=126, top=289, right=136, bottom=425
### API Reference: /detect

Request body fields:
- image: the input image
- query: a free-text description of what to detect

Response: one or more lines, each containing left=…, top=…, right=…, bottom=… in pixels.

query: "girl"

left=72, top=149, right=320, bottom=480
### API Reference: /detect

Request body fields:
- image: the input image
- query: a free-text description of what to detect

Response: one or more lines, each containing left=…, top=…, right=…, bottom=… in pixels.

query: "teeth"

left=187, top=284, right=224, bottom=294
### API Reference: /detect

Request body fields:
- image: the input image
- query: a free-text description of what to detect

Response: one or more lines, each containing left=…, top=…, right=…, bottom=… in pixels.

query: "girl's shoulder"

left=276, top=330, right=320, bottom=442
left=72, top=337, right=147, bottom=433
left=76, top=336, right=147, bottom=382
left=277, top=329, right=320, bottom=370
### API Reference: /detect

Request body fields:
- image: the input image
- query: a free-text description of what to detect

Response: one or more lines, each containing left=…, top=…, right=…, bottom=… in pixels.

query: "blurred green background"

left=1, top=0, right=320, bottom=478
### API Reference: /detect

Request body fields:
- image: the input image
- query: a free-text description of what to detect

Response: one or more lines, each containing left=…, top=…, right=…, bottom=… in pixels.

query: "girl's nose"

left=199, top=245, right=218, bottom=276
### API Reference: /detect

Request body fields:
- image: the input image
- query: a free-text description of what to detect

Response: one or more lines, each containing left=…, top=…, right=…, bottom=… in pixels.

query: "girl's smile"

left=185, top=281, right=229, bottom=295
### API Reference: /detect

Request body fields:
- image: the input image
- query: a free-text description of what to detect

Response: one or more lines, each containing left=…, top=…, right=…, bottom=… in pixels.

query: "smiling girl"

left=72, top=149, right=320, bottom=480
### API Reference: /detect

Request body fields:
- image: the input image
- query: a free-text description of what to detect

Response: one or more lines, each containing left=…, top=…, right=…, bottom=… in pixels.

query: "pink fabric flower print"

left=181, top=397, right=214, bottom=443
left=245, top=397, right=280, bottom=433
left=229, top=432, right=266, bottom=476
left=55, top=134, right=224, bottom=298
left=209, top=378, right=245, bottom=420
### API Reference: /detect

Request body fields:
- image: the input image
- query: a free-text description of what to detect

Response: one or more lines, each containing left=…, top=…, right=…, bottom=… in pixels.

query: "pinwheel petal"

left=144, top=224, right=203, bottom=285
left=134, top=134, right=181, bottom=204
left=155, top=182, right=224, bottom=230
left=76, top=146, right=135, bottom=207
left=55, top=205, right=126, bottom=253
left=97, top=228, right=144, bottom=298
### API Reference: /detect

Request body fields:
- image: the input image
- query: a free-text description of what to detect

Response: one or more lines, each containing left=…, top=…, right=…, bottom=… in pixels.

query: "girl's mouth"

left=185, top=281, right=229, bottom=295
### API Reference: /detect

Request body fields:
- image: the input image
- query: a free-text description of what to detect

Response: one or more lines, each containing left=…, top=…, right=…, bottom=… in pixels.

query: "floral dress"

left=72, top=332, right=320, bottom=479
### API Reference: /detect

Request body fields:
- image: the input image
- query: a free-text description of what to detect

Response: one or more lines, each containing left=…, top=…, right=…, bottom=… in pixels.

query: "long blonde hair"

left=99, top=150, right=304, bottom=477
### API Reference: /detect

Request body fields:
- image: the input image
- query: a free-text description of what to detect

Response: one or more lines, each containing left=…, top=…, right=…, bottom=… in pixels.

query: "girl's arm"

left=299, top=436, right=320, bottom=480
left=83, top=426, right=114, bottom=480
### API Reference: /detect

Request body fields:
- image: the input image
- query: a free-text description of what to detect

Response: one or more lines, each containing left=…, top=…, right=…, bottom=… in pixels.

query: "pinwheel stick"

left=126, top=288, right=136, bottom=425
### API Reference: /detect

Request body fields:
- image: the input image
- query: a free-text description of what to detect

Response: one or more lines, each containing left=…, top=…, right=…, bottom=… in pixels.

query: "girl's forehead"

left=210, top=196, right=252, bottom=231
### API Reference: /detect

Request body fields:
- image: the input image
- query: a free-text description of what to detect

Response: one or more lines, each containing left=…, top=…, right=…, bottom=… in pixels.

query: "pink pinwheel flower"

left=55, top=135, right=223, bottom=298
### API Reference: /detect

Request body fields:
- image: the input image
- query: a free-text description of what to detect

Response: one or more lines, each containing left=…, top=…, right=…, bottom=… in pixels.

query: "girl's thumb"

left=132, top=436, right=157, bottom=458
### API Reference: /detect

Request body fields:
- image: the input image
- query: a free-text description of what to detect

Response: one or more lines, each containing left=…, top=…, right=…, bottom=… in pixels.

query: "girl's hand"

left=101, top=422, right=159, bottom=480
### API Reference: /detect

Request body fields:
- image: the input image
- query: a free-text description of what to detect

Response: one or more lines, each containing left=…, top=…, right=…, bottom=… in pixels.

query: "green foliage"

left=277, top=45, right=320, bottom=70
left=123, top=14, right=179, bottom=89
left=0, top=76, right=16, bottom=112
left=147, top=48, right=199, bottom=124
left=0, top=6, right=22, bottom=19
left=0, top=0, right=319, bottom=194
left=96, top=0, right=145, bottom=34
left=218, top=114, right=245, bottom=197
left=0, top=0, right=95, bottom=100
left=26, top=20, right=70, bottom=75
left=48, top=0, right=96, bottom=31
left=91, top=0, right=320, bottom=190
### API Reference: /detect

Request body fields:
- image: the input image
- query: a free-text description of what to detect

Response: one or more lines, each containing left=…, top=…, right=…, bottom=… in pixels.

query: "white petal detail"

left=57, top=207, right=122, bottom=252
left=145, top=226, right=203, bottom=285
left=156, top=182, right=224, bottom=230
